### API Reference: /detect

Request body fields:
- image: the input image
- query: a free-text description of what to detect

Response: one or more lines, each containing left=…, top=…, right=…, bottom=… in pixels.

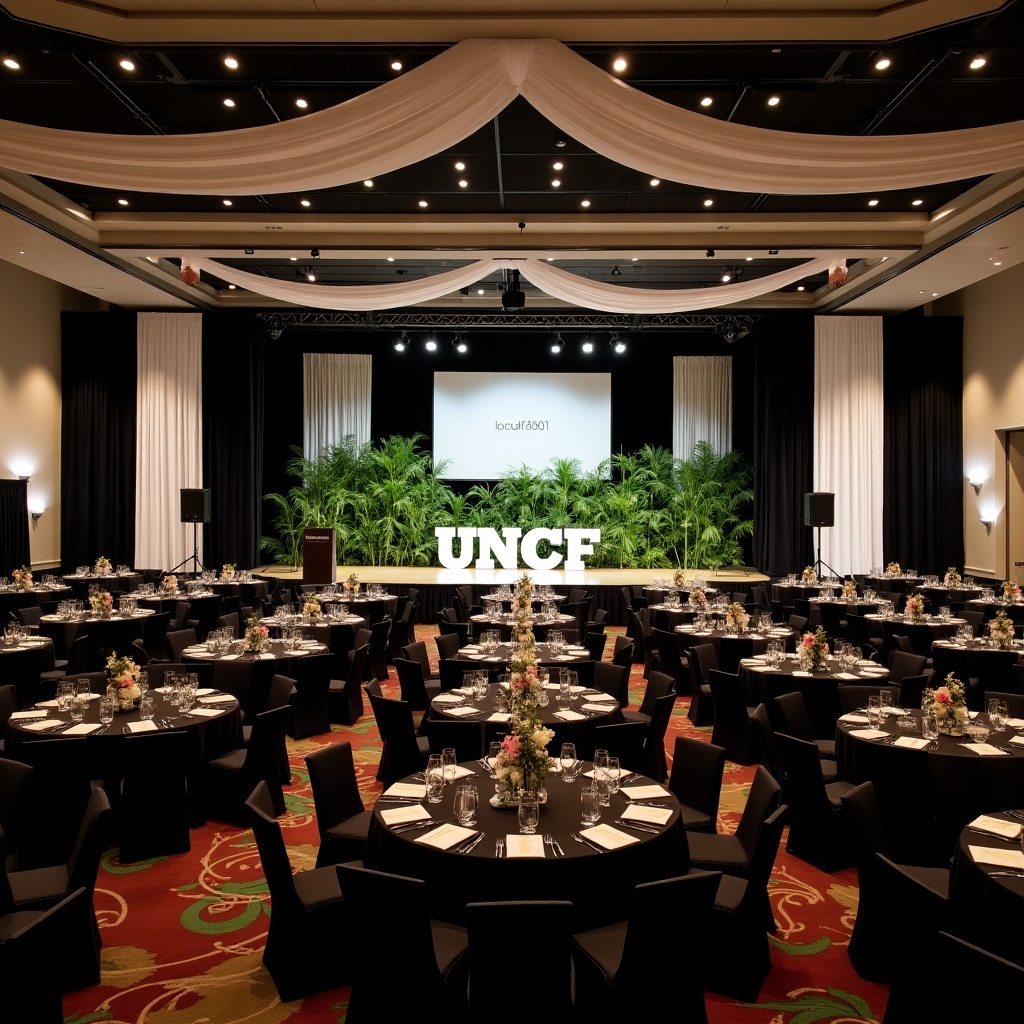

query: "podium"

left=302, top=529, right=336, bottom=586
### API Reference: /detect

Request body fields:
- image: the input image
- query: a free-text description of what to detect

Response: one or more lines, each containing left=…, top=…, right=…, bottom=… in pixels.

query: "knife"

left=615, top=819, right=659, bottom=834
left=460, top=832, right=486, bottom=854
left=391, top=820, right=432, bottom=833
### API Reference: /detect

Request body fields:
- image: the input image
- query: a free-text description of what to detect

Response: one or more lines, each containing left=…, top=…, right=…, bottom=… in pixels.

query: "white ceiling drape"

left=183, top=255, right=834, bottom=312
left=1, top=38, right=1021, bottom=196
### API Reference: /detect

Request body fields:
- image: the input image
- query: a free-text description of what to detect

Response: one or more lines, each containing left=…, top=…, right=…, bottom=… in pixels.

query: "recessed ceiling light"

left=874, top=57, right=891, bottom=70
left=455, top=161, right=466, bottom=171
left=477, top=288, right=485, bottom=294
left=551, top=179, right=561, bottom=188
left=425, top=339, right=437, bottom=351
left=703, top=198, right=714, bottom=207
left=932, top=292, right=939, bottom=297
left=3, top=57, right=21, bottom=70
left=868, top=198, right=879, bottom=206
left=721, top=270, right=732, bottom=282
left=912, top=199, right=923, bottom=206
left=797, top=285, right=805, bottom=291
left=117, top=198, right=129, bottom=206
left=300, top=199, right=311, bottom=207
left=289, top=256, right=297, bottom=261
left=390, top=59, right=403, bottom=71
left=363, top=180, right=373, bottom=187
left=296, top=98, right=308, bottom=109
left=458, top=179, right=468, bottom=188
left=418, top=200, right=428, bottom=208
left=993, top=260, right=1003, bottom=266
left=767, top=95, right=780, bottom=106
left=581, top=199, right=591, bottom=208
left=612, top=56, right=627, bottom=72
left=223, top=98, right=235, bottom=108
left=700, top=97, right=712, bottom=107
left=387, top=257, right=395, bottom=262
left=553, top=161, right=563, bottom=171
left=222, top=199, right=233, bottom=206
left=547, top=257, right=555, bottom=262
left=119, top=58, right=135, bottom=72
left=228, top=284, right=236, bottom=290
left=145, top=256, right=156, bottom=262
left=970, top=56, right=987, bottom=70
left=224, top=56, right=239, bottom=69
left=919, top=290, right=927, bottom=295
left=631, top=257, right=638, bottom=262
left=306, top=270, right=317, bottom=282
left=650, top=178, right=660, bottom=187
left=555, top=139, right=566, bottom=148
left=745, top=256, right=754, bottom=261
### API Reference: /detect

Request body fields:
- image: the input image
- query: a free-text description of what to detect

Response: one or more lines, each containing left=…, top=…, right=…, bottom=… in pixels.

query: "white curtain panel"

left=188, top=255, right=834, bottom=314
left=813, top=316, right=885, bottom=577
left=135, top=313, right=203, bottom=571
left=303, top=353, right=372, bottom=461
left=673, top=356, right=732, bottom=460
left=2, top=39, right=1020, bottom=195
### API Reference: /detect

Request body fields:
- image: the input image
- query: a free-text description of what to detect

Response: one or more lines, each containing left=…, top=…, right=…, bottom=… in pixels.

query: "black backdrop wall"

left=56, top=309, right=965, bottom=576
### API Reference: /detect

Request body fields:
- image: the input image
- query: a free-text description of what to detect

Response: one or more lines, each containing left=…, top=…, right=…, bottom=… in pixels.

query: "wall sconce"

left=980, top=513, right=993, bottom=529
left=30, top=508, right=44, bottom=522
left=968, top=476, right=983, bottom=494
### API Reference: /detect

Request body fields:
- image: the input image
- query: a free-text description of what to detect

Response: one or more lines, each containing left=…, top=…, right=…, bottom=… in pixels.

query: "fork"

left=495, top=836, right=505, bottom=858
left=543, top=833, right=561, bottom=857
left=570, top=831, right=604, bottom=853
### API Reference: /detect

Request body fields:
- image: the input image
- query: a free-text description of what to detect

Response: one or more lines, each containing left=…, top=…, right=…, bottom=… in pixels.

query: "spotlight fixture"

left=390, top=57, right=403, bottom=71
left=969, top=55, right=987, bottom=70
left=612, top=56, right=627, bottom=73
left=454, top=333, right=468, bottom=354
left=310, top=248, right=320, bottom=257
left=611, top=266, right=622, bottom=276
left=119, top=58, right=135, bottom=71
left=768, top=248, right=779, bottom=255
left=425, top=338, right=438, bottom=352
left=551, top=333, right=564, bottom=354
left=244, top=248, right=254, bottom=255
left=874, top=56, right=891, bottom=70
left=305, top=268, right=317, bottom=282
left=705, top=248, right=715, bottom=258
left=721, top=267, right=741, bottom=283
left=268, top=321, right=285, bottom=340
left=582, top=338, right=594, bottom=354
left=611, top=333, right=627, bottom=354
left=394, top=331, right=408, bottom=351
left=502, top=269, right=526, bottom=310
left=3, top=57, right=21, bottom=70
left=720, top=320, right=751, bottom=344
left=968, top=474, right=983, bottom=494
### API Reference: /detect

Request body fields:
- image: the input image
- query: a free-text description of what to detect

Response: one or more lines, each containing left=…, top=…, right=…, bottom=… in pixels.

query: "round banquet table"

left=642, top=586, right=720, bottom=606
left=469, top=611, right=575, bottom=640
left=38, top=609, right=155, bottom=664
left=181, top=636, right=330, bottom=676
left=918, top=585, right=982, bottom=612
left=5, top=686, right=242, bottom=830
left=454, top=640, right=591, bottom=669
left=0, top=585, right=72, bottom=617
left=965, top=598, right=1024, bottom=623
left=676, top=623, right=795, bottom=675
left=739, top=653, right=890, bottom=737
left=61, top=571, right=143, bottom=598
left=363, top=760, right=686, bottom=929
left=646, top=603, right=698, bottom=630
left=319, top=592, right=397, bottom=626
left=0, top=636, right=57, bottom=706
left=864, top=573, right=924, bottom=595
left=949, top=809, right=1024, bottom=967
left=136, top=589, right=217, bottom=613
left=931, top=638, right=1023, bottom=696
left=835, top=708, right=1024, bottom=863
left=865, top=613, right=965, bottom=657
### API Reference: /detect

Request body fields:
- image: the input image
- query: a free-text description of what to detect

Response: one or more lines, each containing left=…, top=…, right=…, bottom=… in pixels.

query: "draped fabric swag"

left=135, top=313, right=203, bottom=571
left=813, top=316, right=885, bottom=577
left=187, top=255, right=834, bottom=314
left=1, top=39, right=1021, bottom=196
left=303, top=353, right=372, bottom=461
left=673, top=356, right=732, bottom=461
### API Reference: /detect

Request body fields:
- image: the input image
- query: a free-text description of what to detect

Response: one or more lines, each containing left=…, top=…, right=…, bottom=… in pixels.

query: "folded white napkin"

left=553, top=709, right=586, bottom=721
left=63, top=723, right=103, bottom=735
left=503, top=833, right=545, bottom=858
left=893, top=737, right=929, bottom=749
left=415, top=823, right=478, bottom=850
left=849, top=728, right=890, bottom=740
left=197, top=694, right=235, bottom=704
left=965, top=742, right=1010, bottom=756
left=581, top=702, right=615, bottom=713
left=445, top=706, right=481, bottom=717
left=839, top=714, right=871, bottom=724
left=432, top=694, right=464, bottom=704
left=380, top=804, right=431, bottom=826
left=487, top=712, right=511, bottom=722
left=580, top=824, right=639, bottom=850
left=188, top=707, right=224, bottom=718
left=127, top=720, right=159, bottom=733
left=968, top=845, right=1024, bottom=869
left=620, top=784, right=669, bottom=801
left=621, top=804, right=672, bottom=826
left=383, top=782, right=426, bottom=799
left=21, top=719, right=63, bottom=731
left=834, top=672, right=860, bottom=680
left=969, top=815, right=1022, bottom=839
left=10, top=709, right=47, bottom=720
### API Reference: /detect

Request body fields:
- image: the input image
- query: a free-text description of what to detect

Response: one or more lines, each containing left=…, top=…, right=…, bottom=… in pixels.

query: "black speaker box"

left=803, top=492, right=835, bottom=528
left=180, top=488, right=211, bottom=523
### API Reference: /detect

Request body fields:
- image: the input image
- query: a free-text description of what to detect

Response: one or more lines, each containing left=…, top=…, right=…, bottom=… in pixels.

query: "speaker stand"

left=168, top=522, right=205, bottom=576
left=813, top=526, right=839, bottom=581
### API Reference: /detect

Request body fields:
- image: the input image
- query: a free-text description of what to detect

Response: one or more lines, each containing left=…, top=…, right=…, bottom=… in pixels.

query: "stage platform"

left=253, top=565, right=769, bottom=625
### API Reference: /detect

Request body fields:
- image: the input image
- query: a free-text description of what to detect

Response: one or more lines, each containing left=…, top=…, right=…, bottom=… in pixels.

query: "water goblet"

left=441, top=747, right=457, bottom=785
left=605, top=756, right=621, bottom=798
left=518, top=793, right=540, bottom=834
left=878, top=688, right=894, bottom=719
left=76, top=678, right=92, bottom=700
left=56, top=680, right=74, bottom=711
left=580, top=786, right=601, bottom=826
left=867, top=696, right=882, bottom=728
left=987, top=698, right=1007, bottom=732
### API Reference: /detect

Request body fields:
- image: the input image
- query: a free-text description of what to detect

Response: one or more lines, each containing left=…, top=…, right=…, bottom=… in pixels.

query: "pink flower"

left=501, top=735, right=521, bottom=758
left=802, top=634, right=815, bottom=649
left=934, top=689, right=951, bottom=705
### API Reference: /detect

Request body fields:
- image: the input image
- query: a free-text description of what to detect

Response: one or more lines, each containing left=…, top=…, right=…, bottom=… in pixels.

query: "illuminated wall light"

left=418, top=200, right=428, bottom=208
left=612, top=56, right=628, bottom=72
left=700, top=97, right=712, bottom=107
left=119, top=58, right=135, bottom=71
left=224, top=56, right=239, bottom=69
left=296, top=98, right=308, bottom=109
left=970, top=56, right=987, bottom=70
left=649, top=178, right=660, bottom=187
left=118, top=198, right=129, bottom=206
left=875, top=57, right=891, bottom=70
left=968, top=473, right=984, bottom=494
left=912, top=199, right=923, bottom=206
left=455, top=161, right=466, bottom=171
left=222, top=199, right=233, bottom=206
left=223, top=98, right=236, bottom=107
left=300, top=199, right=311, bottom=207
left=3, top=57, right=21, bottom=70
left=767, top=95, right=780, bottom=106
left=581, top=199, right=591, bottom=208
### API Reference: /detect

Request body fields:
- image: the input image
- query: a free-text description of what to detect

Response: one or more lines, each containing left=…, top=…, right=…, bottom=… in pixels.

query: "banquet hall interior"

left=1, top=1, right=1024, bottom=1022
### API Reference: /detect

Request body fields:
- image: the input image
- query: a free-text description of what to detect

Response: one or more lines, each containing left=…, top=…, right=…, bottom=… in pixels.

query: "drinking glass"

left=921, top=712, right=939, bottom=742
left=76, top=679, right=92, bottom=700
left=98, top=696, right=114, bottom=726
left=426, top=754, right=445, bottom=802
left=988, top=698, right=1008, bottom=732
left=57, top=680, right=74, bottom=711
left=580, top=786, right=601, bottom=826
left=69, top=695, right=85, bottom=723
left=487, top=741, right=501, bottom=778
left=454, top=785, right=478, bottom=826
left=441, top=747, right=457, bottom=785
left=605, top=756, right=621, bottom=798
left=878, top=688, right=894, bottom=719
left=560, top=742, right=578, bottom=780
left=139, top=695, right=155, bottom=721
left=137, top=671, right=149, bottom=696
left=867, top=696, right=882, bottom=727
left=518, top=793, right=539, bottom=834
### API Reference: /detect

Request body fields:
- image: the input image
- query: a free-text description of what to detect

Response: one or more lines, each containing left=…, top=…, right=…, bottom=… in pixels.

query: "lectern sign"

left=303, top=529, right=336, bottom=586
left=435, top=527, right=601, bottom=571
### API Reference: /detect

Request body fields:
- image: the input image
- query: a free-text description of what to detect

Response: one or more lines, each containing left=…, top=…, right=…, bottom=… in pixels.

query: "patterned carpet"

left=62, top=627, right=889, bottom=1024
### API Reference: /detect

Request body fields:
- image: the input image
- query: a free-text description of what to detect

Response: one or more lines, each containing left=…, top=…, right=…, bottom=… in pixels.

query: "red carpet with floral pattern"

left=61, top=627, right=889, bottom=1024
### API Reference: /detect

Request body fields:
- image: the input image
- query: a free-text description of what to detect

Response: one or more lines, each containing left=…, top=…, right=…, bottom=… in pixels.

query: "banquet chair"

left=217, top=611, right=241, bottom=638
left=368, top=688, right=431, bottom=785
left=621, top=669, right=674, bottom=726
left=164, top=628, right=198, bottom=662
left=219, top=594, right=242, bottom=617
left=611, top=635, right=634, bottom=670
left=653, top=628, right=690, bottom=695
left=85, top=617, right=145, bottom=671
left=62, top=635, right=91, bottom=677
left=894, top=672, right=931, bottom=709
left=171, top=601, right=191, bottom=632
left=590, top=721, right=647, bottom=775
left=0, top=885, right=89, bottom=1018
left=5, top=785, right=112, bottom=991
left=846, top=612, right=883, bottom=659
left=583, top=631, right=607, bottom=662
left=771, top=691, right=836, bottom=762
left=387, top=599, right=416, bottom=661
left=244, top=781, right=349, bottom=1002
left=572, top=872, right=721, bottom=1024
left=394, top=656, right=441, bottom=713
left=434, top=631, right=462, bottom=662
left=426, top=718, right=485, bottom=762
left=118, top=730, right=191, bottom=862
left=839, top=781, right=950, bottom=984
left=704, top=805, right=788, bottom=1000
left=774, top=732, right=856, bottom=872
left=788, top=614, right=809, bottom=633
left=960, top=609, right=984, bottom=636
left=643, top=691, right=676, bottom=783
left=837, top=684, right=888, bottom=715
left=129, top=637, right=149, bottom=665
left=438, top=657, right=480, bottom=693
left=183, top=595, right=223, bottom=641
left=707, top=669, right=756, bottom=765
left=326, top=643, right=369, bottom=725
left=816, top=600, right=848, bottom=641
left=686, top=643, right=718, bottom=725
left=209, top=658, right=270, bottom=723
left=336, top=864, right=468, bottom=1023
left=450, top=590, right=469, bottom=623
left=888, top=650, right=927, bottom=690
left=401, top=640, right=440, bottom=684
left=288, top=652, right=334, bottom=738
left=436, top=614, right=469, bottom=646
left=666, top=735, right=725, bottom=833
left=456, top=585, right=480, bottom=618
left=0, top=684, right=17, bottom=755
left=364, top=617, right=392, bottom=682
left=14, top=605, right=42, bottom=630
left=206, top=705, right=292, bottom=824
left=0, top=757, right=32, bottom=869
left=592, top=661, right=630, bottom=707
left=626, top=608, right=657, bottom=676
left=467, top=901, right=573, bottom=1016
left=304, top=741, right=372, bottom=867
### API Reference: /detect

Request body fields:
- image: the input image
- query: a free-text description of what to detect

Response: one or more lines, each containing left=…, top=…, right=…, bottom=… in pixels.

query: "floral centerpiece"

left=801, top=565, right=817, bottom=583
left=842, top=578, right=858, bottom=602
left=303, top=596, right=322, bottom=621
left=244, top=614, right=270, bottom=653
left=493, top=574, right=555, bottom=803
left=799, top=626, right=830, bottom=670
left=94, top=555, right=112, bottom=576
left=221, top=563, right=236, bottom=580
left=342, top=572, right=360, bottom=594
left=725, top=601, right=749, bottom=631
left=943, top=566, right=962, bottom=588
left=688, top=587, right=707, bottom=608
left=905, top=592, right=926, bottom=622
left=162, top=574, right=178, bottom=596
left=886, top=561, right=901, bottom=576
left=89, top=590, right=113, bottom=618
left=106, top=651, right=142, bottom=710
left=931, top=674, right=968, bottom=735
left=988, top=609, right=1015, bottom=648
left=12, top=566, right=32, bottom=590
left=672, top=568, right=686, bottom=588
left=1003, top=579, right=1021, bottom=603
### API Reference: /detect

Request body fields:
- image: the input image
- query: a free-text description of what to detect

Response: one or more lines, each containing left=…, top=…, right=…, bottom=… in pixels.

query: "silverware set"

left=494, top=836, right=505, bottom=858
left=456, top=831, right=485, bottom=854
left=544, top=834, right=565, bottom=857
left=614, top=819, right=659, bottom=834
left=570, top=831, right=603, bottom=852
left=390, top=820, right=432, bottom=834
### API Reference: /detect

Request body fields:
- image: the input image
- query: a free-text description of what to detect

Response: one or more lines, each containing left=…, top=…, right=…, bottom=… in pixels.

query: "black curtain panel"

left=60, top=311, right=138, bottom=571
left=752, top=316, right=815, bottom=576
left=883, top=313, right=964, bottom=573
left=0, top=479, right=30, bottom=573
left=202, top=313, right=266, bottom=569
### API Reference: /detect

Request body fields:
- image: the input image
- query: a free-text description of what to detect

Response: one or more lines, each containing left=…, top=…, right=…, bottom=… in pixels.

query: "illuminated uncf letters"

left=435, top=527, right=601, bottom=570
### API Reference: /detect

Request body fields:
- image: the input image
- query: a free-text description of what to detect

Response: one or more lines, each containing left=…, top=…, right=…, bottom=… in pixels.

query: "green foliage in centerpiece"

left=106, top=651, right=142, bottom=709
left=261, top=435, right=753, bottom=569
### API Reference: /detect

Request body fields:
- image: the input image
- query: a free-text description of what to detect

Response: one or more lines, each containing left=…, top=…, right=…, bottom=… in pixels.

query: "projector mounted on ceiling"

left=502, top=268, right=526, bottom=310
